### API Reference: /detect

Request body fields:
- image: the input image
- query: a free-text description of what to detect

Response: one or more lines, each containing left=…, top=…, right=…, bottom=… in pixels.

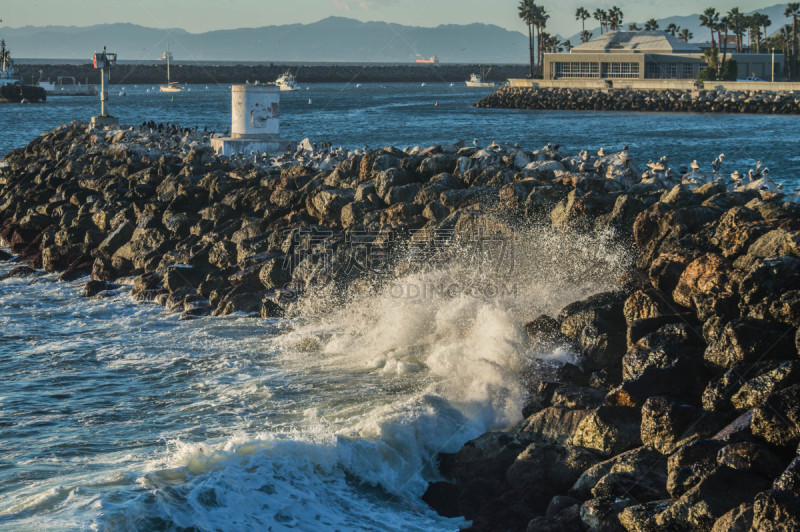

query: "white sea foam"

left=0, top=225, right=630, bottom=530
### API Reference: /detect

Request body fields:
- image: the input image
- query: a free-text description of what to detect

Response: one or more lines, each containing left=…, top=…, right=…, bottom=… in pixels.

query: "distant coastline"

left=16, top=62, right=529, bottom=85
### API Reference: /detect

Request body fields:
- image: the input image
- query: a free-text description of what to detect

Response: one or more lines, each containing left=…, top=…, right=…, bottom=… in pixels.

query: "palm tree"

left=593, top=9, right=607, bottom=34
left=575, top=7, right=591, bottom=42
left=699, top=7, right=720, bottom=49
left=628, top=23, right=641, bottom=31
left=716, top=17, right=730, bottom=80
left=727, top=8, right=744, bottom=53
left=679, top=28, right=693, bottom=42
left=760, top=14, right=772, bottom=45
left=582, top=30, right=593, bottom=43
left=665, top=23, right=680, bottom=37
left=785, top=3, right=800, bottom=79
left=644, top=18, right=659, bottom=31
left=518, top=0, right=536, bottom=77
left=535, top=5, right=551, bottom=74
left=608, top=6, right=624, bottom=31
left=564, top=39, right=573, bottom=52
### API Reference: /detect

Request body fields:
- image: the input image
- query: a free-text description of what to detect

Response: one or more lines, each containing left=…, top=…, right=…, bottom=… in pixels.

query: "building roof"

left=571, top=31, right=702, bottom=54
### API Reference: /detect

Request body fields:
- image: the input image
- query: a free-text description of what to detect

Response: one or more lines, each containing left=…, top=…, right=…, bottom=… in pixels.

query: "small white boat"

left=275, top=72, right=299, bottom=92
left=37, top=76, right=98, bottom=96
left=465, top=72, right=495, bottom=88
left=159, top=43, right=184, bottom=93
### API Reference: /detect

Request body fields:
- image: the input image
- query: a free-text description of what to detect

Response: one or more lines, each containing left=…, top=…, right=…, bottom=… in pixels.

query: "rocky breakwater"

left=419, top=159, right=800, bottom=529
left=2, top=125, right=800, bottom=530
left=477, top=85, right=800, bottom=114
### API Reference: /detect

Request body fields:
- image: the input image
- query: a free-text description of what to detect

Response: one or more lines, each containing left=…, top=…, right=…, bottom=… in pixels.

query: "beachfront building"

left=544, top=31, right=782, bottom=81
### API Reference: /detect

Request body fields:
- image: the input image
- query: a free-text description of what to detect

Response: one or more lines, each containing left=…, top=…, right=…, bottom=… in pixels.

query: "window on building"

left=645, top=62, right=700, bottom=79
left=554, top=62, right=600, bottom=78
left=601, top=62, right=640, bottom=79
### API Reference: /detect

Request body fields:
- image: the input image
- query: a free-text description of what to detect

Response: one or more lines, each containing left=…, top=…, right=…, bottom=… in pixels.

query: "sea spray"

left=1, top=223, right=631, bottom=530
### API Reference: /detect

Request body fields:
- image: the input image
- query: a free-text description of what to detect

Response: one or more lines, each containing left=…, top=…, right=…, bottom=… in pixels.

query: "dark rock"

left=516, top=406, right=591, bottom=446
left=618, top=500, right=671, bottom=532
left=421, top=481, right=460, bottom=518
left=751, top=383, right=800, bottom=449
left=655, top=466, right=771, bottom=530
left=705, top=318, right=796, bottom=371
left=750, top=490, right=800, bottom=531
left=83, top=280, right=120, bottom=297
left=569, top=445, right=666, bottom=502
left=641, top=397, right=723, bottom=455
left=673, top=253, right=737, bottom=321
left=580, top=496, right=633, bottom=532
left=505, top=442, right=599, bottom=512
left=710, top=503, right=753, bottom=532
left=667, top=438, right=726, bottom=499
left=572, top=406, right=643, bottom=457
left=716, top=441, right=785, bottom=480
left=773, top=456, right=800, bottom=496
left=442, top=431, right=525, bottom=519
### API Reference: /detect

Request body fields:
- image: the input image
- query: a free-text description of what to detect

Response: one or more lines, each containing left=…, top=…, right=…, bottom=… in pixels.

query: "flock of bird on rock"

left=123, top=121, right=792, bottom=200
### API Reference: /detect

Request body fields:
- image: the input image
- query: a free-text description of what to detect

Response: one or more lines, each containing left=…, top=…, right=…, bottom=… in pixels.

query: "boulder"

left=672, top=253, right=737, bottom=321
left=571, top=446, right=666, bottom=500
left=704, top=318, right=796, bottom=370
left=751, top=383, right=800, bottom=449
left=640, top=397, right=722, bottom=455
left=572, top=406, right=643, bottom=457
left=505, top=442, right=599, bottom=512
left=750, top=490, right=800, bottom=531
left=655, top=466, right=771, bottom=531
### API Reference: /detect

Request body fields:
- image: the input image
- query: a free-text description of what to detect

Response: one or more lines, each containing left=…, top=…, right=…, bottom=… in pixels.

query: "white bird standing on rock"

left=712, top=154, right=725, bottom=174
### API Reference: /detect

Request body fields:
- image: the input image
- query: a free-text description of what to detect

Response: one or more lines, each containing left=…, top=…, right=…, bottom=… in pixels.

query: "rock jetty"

left=477, top=86, right=800, bottom=114
left=2, top=124, right=800, bottom=530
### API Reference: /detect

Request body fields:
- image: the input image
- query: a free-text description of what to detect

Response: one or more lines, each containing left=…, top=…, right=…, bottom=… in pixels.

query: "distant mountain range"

left=0, top=17, right=530, bottom=64
left=566, top=3, right=792, bottom=46
left=1, top=4, right=793, bottom=64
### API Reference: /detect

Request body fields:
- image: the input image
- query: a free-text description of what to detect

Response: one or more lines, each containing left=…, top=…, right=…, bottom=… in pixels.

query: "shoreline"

left=2, top=124, right=800, bottom=530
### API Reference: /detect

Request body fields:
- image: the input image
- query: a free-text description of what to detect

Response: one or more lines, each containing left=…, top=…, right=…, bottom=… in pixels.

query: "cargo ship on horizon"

left=415, top=55, right=438, bottom=64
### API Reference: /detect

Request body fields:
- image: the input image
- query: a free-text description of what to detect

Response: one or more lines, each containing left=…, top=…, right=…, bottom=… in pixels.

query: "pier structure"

left=211, top=84, right=295, bottom=156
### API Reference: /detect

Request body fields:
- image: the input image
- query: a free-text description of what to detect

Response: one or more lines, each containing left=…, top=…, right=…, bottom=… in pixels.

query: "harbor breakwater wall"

left=3, top=123, right=800, bottom=530
left=17, top=63, right=529, bottom=85
left=477, top=85, right=800, bottom=114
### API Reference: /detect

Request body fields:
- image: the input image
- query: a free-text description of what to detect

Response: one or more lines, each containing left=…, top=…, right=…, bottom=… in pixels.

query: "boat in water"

left=416, top=55, right=438, bottom=64
left=0, top=39, right=46, bottom=103
left=159, top=44, right=184, bottom=93
left=38, top=76, right=98, bottom=96
left=275, top=71, right=300, bottom=92
left=465, top=71, right=495, bottom=88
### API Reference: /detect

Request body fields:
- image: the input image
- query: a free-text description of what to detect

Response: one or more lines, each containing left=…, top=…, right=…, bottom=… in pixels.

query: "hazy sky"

left=0, top=0, right=783, bottom=36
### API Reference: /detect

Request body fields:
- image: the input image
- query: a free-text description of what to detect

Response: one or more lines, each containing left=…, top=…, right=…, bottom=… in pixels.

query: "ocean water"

left=0, top=83, right=797, bottom=530
left=1, top=82, right=800, bottom=186
left=0, top=226, right=630, bottom=531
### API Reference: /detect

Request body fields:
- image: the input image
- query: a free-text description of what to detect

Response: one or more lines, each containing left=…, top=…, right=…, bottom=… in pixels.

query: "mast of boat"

left=166, top=43, right=170, bottom=84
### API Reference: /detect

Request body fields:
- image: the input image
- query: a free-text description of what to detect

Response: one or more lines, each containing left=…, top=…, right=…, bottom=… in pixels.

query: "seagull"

left=712, top=154, right=725, bottom=174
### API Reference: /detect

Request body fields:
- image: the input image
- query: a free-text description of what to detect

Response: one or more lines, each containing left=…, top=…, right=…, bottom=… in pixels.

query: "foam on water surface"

left=0, top=226, right=629, bottom=530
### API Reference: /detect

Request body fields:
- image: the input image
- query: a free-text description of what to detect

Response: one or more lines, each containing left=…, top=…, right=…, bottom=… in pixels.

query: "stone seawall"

left=2, top=124, right=800, bottom=531
left=17, top=63, right=529, bottom=85
left=477, top=85, right=800, bottom=114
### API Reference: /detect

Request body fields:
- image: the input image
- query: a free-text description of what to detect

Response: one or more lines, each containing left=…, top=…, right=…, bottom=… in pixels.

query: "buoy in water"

left=308, top=98, right=312, bottom=104
left=435, top=101, right=439, bottom=106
